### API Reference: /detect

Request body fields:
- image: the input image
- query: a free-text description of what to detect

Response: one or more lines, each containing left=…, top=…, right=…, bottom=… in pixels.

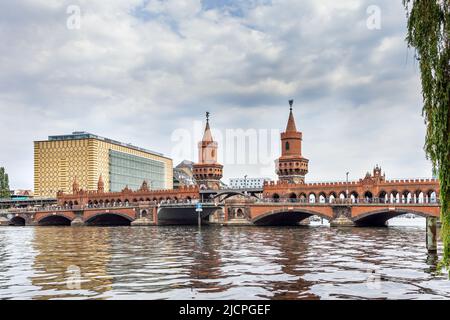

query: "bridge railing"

left=2, top=198, right=212, bottom=214
left=256, top=197, right=440, bottom=205
left=4, top=203, right=137, bottom=214
left=159, top=200, right=219, bottom=207
left=3, top=195, right=440, bottom=214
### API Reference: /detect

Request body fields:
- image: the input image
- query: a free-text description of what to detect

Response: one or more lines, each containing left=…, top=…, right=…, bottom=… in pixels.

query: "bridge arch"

left=389, top=191, right=400, bottom=203
left=318, top=192, right=327, bottom=203
left=38, top=214, right=72, bottom=226
left=85, top=212, right=133, bottom=226
left=299, top=193, right=307, bottom=202
left=378, top=190, right=387, bottom=203
left=252, top=209, right=331, bottom=226
left=350, top=191, right=358, bottom=203
left=353, top=208, right=433, bottom=227
left=288, top=192, right=297, bottom=200
left=328, top=192, right=337, bottom=203
left=363, top=191, right=373, bottom=202
left=9, top=216, right=26, bottom=226
left=426, top=189, right=437, bottom=203
left=415, top=190, right=425, bottom=203
left=401, top=190, right=411, bottom=203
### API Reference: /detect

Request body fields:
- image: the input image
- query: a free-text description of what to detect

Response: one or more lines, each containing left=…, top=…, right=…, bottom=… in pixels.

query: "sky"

left=0, top=0, right=433, bottom=190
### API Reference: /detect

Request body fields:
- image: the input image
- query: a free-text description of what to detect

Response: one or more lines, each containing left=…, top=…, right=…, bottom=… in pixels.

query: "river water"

left=0, top=218, right=449, bottom=300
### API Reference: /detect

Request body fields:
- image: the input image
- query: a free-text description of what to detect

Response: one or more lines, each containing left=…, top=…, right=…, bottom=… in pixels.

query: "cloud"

left=0, top=0, right=432, bottom=190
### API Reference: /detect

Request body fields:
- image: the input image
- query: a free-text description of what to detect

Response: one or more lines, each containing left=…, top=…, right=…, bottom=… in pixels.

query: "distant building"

left=10, top=190, right=33, bottom=199
left=173, top=160, right=196, bottom=189
left=34, top=132, right=173, bottom=197
left=229, top=177, right=271, bottom=189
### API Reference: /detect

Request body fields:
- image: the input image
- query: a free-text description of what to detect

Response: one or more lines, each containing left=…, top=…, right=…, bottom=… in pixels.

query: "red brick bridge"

left=1, top=167, right=441, bottom=227
left=225, top=166, right=441, bottom=227
left=224, top=200, right=441, bottom=227
left=4, top=199, right=440, bottom=227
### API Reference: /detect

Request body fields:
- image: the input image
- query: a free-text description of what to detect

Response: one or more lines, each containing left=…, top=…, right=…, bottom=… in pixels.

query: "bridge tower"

left=72, top=177, right=80, bottom=194
left=97, top=174, right=104, bottom=193
left=276, top=100, right=309, bottom=184
left=193, top=112, right=223, bottom=190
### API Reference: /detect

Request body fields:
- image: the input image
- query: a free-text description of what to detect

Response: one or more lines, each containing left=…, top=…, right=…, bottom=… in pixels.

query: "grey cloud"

left=0, top=0, right=432, bottom=189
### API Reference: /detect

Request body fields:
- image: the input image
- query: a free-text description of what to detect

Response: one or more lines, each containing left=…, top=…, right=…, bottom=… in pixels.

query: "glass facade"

left=109, top=150, right=165, bottom=192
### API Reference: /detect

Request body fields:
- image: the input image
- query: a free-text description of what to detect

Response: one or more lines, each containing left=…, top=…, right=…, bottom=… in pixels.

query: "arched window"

left=285, top=141, right=290, bottom=151
left=273, top=193, right=280, bottom=202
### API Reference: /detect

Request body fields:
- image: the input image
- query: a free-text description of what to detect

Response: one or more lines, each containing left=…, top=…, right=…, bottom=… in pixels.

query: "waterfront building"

left=229, top=177, right=272, bottom=189
left=34, top=131, right=173, bottom=197
left=193, top=113, right=223, bottom=190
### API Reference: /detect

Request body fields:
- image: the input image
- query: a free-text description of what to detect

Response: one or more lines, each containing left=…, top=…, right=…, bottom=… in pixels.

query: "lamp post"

left=196, top=202, right=203, bottom=228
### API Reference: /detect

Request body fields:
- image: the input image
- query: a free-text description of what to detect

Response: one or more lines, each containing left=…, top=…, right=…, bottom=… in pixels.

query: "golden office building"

left=34, top=132, right=173, bottom=197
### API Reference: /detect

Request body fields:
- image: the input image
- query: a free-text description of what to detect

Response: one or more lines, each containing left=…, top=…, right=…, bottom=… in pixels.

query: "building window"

left=286, top=142, right=290, bottom=151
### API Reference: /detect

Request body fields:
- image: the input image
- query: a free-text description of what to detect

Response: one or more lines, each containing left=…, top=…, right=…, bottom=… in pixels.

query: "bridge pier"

left=330, top=206, right=355, bottom=227
left=426, top=216, right=438, bottom=253
left=0, top=216, right=9, bottom=226
left=71, top=217, right=85, bottom=227
left=131, top=206, right=157, bottom=226
left=131, top=217, right=155, bottom=226
left=70, top=211, right=85, bottom=227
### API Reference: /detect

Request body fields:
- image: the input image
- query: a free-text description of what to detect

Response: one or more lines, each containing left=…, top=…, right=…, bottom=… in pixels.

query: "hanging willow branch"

left=403, top=0, right=450, bottom=272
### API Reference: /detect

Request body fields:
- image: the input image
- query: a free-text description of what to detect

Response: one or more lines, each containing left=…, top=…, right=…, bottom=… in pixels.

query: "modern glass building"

left=34, top=132, right=173, bottom=197
left=109, top=150, right=166, bottom=191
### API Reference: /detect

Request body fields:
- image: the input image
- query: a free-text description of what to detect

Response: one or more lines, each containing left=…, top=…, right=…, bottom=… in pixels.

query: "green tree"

left=0, top=167, right=10, bottom=198
left=403, top=0, right=450, bottom=271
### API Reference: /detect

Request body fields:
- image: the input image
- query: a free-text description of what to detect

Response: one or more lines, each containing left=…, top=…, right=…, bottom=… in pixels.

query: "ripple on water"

left=0, top=225, right=448, bottom=299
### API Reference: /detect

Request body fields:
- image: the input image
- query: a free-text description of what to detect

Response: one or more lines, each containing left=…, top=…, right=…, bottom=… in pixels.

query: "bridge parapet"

left=256, top=197, right=440, bottom=205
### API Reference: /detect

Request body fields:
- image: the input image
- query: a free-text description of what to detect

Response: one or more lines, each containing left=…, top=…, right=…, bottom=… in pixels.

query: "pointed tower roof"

left=202, top=111, right=214, bottom=142
left=97, top=174, right=104, bottom=192
left=285, top=99, right=298, bottom=132
left=72, top=176, right=79, bottom=193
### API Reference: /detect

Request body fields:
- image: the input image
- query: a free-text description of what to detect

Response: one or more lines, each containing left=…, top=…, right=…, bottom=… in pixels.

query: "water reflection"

left=31, top=227, right=113, bottom=299
left=0, top=224, right=449, bottom=300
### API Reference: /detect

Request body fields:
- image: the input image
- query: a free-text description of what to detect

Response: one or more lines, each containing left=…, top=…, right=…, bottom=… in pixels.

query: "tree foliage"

left=403, top=0, right=450, bottom=270
left=0, top=167, right=10, bottom=198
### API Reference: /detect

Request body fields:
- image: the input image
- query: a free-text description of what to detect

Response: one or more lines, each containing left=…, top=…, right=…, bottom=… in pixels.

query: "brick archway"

left=36, top=212, right=75, bottom=223
left=84, top=212, right=134, bottom=226
left=37, top=214, right=73, bottom=226
left=9, top=216, right=26, bottom=226
left=251, top=208, right=332, bottom=226
left=353, top=208, right=434, bottom=227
